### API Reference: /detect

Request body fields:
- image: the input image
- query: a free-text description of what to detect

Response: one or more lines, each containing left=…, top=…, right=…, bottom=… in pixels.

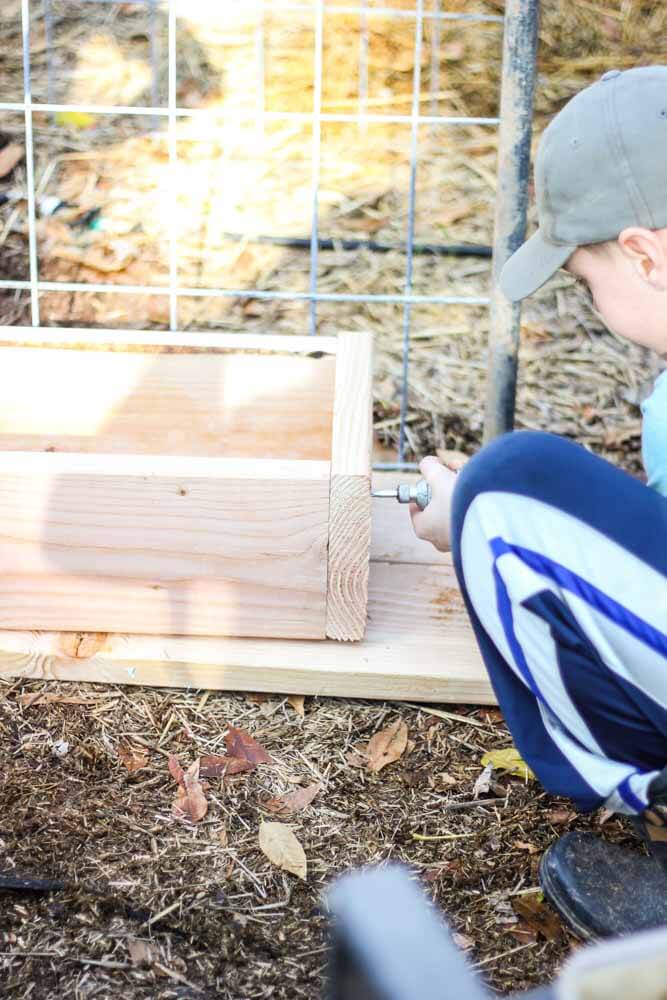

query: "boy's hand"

left=410, top=455, right=459, bottom=553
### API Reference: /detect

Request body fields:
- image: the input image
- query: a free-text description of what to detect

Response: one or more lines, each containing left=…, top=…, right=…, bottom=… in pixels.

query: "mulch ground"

left=0, top=684, right=640, bottom=998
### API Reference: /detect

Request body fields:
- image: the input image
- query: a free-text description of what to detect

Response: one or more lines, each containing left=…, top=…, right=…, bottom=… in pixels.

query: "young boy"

left=411, top=65, right=667, bottom=940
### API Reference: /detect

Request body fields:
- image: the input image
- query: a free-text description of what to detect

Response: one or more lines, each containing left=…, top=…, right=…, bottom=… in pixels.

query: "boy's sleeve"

left=641, top=371, right=667, bottom=497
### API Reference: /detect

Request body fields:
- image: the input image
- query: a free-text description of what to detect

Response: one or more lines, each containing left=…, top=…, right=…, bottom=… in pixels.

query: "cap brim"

left=499, top=229, right=576, bottom=302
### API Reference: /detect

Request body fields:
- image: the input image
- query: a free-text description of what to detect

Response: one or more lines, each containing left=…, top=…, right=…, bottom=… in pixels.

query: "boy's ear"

left=617, top=227, right=667, bottom=289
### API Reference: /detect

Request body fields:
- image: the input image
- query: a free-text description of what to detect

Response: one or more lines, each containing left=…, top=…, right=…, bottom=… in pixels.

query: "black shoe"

left=636, top=767, right=667, bottom=873
left=538, top=831, right=667, bottom=940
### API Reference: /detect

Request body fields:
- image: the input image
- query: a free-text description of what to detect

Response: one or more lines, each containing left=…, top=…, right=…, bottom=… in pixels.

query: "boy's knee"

left=450, top=430, right=570, bottom=551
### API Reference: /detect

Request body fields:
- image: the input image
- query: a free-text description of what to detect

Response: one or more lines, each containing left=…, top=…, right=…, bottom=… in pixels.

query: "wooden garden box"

left=0, top=328, right=372, bottom=643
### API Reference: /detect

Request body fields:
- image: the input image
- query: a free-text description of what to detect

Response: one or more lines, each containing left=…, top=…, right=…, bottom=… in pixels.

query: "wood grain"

left=0, top=560, right=491, bottom=703
left=0, top=346, right=336, bottom=460
left=326, top=331, right=373, bottom=641
left=0, top=455, right=331, bottom=639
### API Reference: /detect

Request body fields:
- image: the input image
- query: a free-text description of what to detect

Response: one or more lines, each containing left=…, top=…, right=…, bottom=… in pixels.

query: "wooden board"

left=0, top=455, right=331, bottom=640
left=326, top=331, right=373, bottom=641
left=0, top=327, right=339, bottom=355
left=0, top=474, right=492, bottom=703
left=0, top=346, right=336, bottom=460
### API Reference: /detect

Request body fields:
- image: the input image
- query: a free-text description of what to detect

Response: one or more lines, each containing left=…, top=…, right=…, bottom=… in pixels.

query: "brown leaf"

left=168, top=753, right=185, bottom=786
left=287, top=695, right=305, bottom=717
left=171, top=759, right=208, bottom=823
left=264, top=782, right=322, bottom=816
left=365, top=719, right=408, bottom=773
left=507, top=924, right=538, bottom=945
left=225, top=726, right=273, bottom=765
left=512, top=895, right=563, bottom=942
left=346, top=751, right=367, bottom=768
left=259, top=822, right=307, bottom=880
left=0, top=143, right=23, bottom=178
left=199, top=753, right=254, bottom=778
left=118, top=744, right=149, bottom=773
left=218, top=826, right=228, bottom=848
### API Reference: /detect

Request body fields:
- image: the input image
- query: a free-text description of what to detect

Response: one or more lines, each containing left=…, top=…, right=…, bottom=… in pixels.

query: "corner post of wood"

left=326, top=331, right=373, bottom=641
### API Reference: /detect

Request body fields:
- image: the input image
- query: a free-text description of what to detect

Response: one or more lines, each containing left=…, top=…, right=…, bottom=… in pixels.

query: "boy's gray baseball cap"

left=500, top=65, right=667, bottom=302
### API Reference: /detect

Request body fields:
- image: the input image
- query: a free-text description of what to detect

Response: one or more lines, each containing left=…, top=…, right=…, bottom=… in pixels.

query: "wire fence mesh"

left=0, top=1, right=531, bottom=466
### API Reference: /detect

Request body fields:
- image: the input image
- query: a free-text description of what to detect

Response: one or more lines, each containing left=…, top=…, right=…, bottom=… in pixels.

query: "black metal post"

left=484, top=0, right=540, bottom=442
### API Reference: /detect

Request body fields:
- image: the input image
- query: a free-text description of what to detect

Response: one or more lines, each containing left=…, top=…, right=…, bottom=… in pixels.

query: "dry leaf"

left=199, top=754, right=254, bottom=778
left=512, top=895, right=562, bottom=941
left=128, top=939, right=158, bottom=967
left=218, top=826, right=228, bottom=848
left=473, top=763, right=493, bottom=798
left=480, top=748, right=535, bottom=781
left=345, top=751, right=367, bottom=768
left=172, top=759, right=208, bottom=823
left=287, top=695, right=305, bottom=717
left=264, top=782, right=321, bottom=816
left=225, top=726, right=273, bottom=765
left=259, top=822, right=307, bottom=880
left=508, top=924, right=538, bottom=945
left=168, top=753, right=185, bottom=786
left=365, top=719, right=408, bottom=773
left=118, top=744, right=148, bottom=773
left=0, top=143, right=23, bottom=178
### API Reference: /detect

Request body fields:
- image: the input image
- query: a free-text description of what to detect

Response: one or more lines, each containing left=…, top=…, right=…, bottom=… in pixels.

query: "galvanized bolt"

left=372, top=479, right=432, bottom=511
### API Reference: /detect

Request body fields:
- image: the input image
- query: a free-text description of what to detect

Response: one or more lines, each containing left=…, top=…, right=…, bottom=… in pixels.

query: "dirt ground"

left=1, top=2, right=667, bottom=997
left=0, top=683, right=641, bottom=998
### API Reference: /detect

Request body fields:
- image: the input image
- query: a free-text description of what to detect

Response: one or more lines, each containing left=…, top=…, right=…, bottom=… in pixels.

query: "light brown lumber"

left=326, top=331, right=373, bottom=641
left=0, top=472, right=491, bottom=702
left=0, top=455, right=331, bottom=640
left=0, top=559, right=492, bottom=703
left=0, top=346, right=336, bottom=460
left=0, top=327, right=339, bottom=355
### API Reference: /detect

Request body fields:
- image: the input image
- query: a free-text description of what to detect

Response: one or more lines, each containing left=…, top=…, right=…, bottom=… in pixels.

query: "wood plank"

left=0, top=327, right=339, bottom=355
left=0, top=347, right=336, bottom=460
left=326, top=331, right=373, bottom=641
left=0, top=560, right=492, bottom=703
left=0, top=455, right=331, bottom=639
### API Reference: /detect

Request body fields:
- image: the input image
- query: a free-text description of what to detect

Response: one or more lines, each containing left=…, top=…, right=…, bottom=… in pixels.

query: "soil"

left=0, top=686, right=640, bottom=998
